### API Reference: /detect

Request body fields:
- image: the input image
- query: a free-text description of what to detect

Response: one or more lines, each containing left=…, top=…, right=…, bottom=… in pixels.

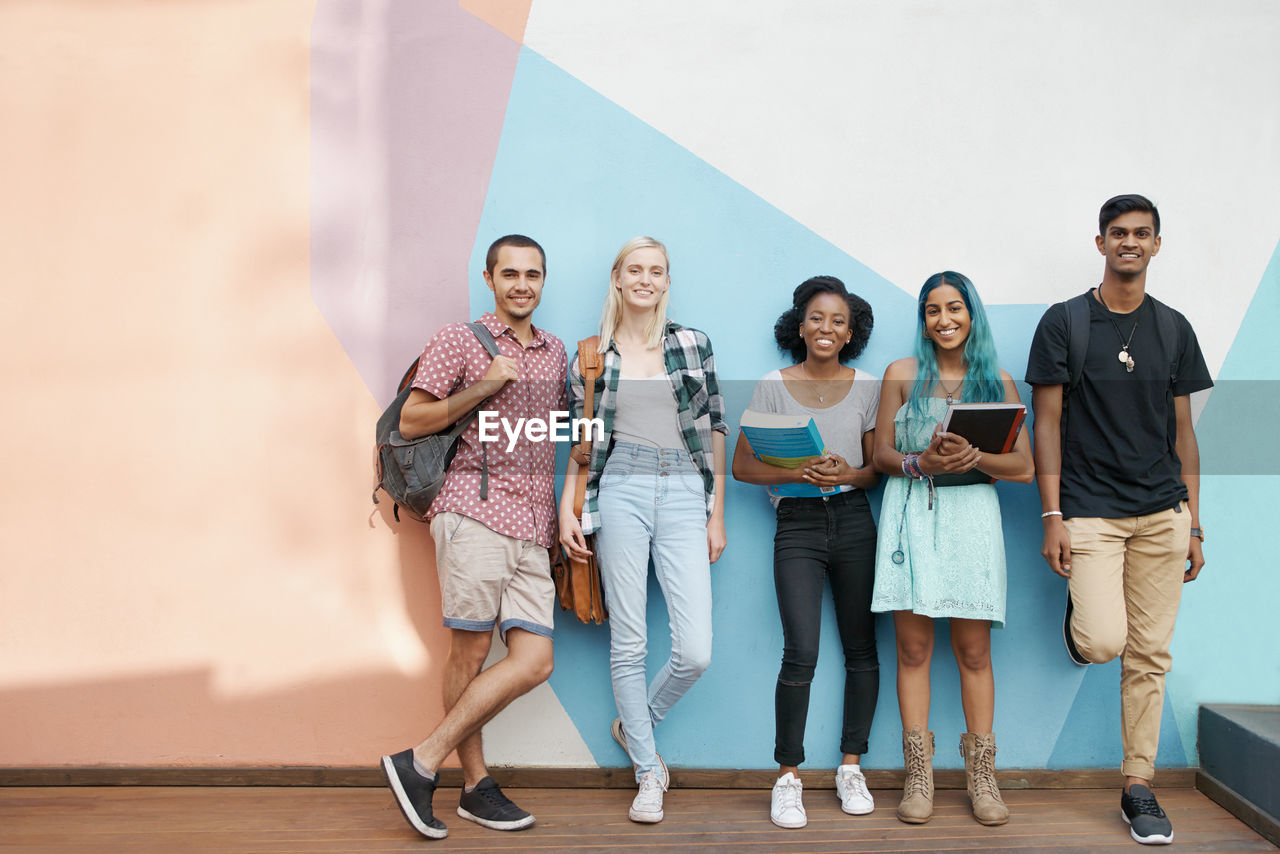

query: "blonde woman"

left=559, top=237, right=728, bottom=824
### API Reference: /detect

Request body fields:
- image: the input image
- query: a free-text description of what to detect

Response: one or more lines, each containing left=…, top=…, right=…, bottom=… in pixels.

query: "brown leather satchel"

left=551, top=336, right=607, bottom=624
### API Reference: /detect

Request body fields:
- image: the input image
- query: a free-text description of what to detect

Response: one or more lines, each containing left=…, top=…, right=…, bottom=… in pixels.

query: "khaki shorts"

left=429, top=512, right=555, bottom=641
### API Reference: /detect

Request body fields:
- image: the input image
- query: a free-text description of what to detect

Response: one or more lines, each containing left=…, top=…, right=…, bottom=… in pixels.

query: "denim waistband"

left=606, top=441, right=696, bottom=471
left=778, top=488, right=868, bottom=508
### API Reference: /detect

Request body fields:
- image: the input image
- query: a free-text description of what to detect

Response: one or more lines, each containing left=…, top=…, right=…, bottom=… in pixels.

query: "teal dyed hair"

left=907, top=271, right=1005, bottom=419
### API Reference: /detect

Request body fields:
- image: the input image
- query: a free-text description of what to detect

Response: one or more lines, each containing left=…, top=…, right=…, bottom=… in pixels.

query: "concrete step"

left=1197, top=704, right=1280, bottom=847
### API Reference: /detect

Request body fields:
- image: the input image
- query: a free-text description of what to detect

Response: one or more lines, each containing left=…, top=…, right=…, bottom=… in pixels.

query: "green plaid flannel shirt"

left=568, top=321, right=727, bottom=535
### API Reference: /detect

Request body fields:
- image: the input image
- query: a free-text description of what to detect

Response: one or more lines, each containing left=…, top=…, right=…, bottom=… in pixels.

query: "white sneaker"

left=770, top=772, right=807, bottom=829
left=629, top=771, right=665, bottom=823
left=836, top=764, right=875, bottom=815
left=611, top=717, right=669, bottom=790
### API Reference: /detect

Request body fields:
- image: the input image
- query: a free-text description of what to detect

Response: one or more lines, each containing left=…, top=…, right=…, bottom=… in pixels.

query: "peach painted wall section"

left=0, top=1, right=453, bottom=766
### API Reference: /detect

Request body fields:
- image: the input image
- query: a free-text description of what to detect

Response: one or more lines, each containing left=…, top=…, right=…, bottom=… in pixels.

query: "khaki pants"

left=1065, top=503, right=1190, bottom=781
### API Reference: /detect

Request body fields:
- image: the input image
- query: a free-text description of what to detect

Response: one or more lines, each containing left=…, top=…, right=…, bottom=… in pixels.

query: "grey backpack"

left=373, top=322, right=499, bottom=522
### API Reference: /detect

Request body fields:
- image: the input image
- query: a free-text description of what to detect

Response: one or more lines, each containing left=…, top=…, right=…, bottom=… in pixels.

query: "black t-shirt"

left=1026, top=292, right=1213, bottom=519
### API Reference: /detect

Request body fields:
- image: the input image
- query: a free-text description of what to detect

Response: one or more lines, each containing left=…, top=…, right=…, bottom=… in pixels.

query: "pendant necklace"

left=800, top=361, right=836, bottom=404
left=939, top=377, right=963, bottom=404
left=1096, top=286, right=1141, bottom=373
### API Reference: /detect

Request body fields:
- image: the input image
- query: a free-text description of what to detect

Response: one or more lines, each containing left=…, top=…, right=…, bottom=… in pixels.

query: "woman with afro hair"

left=732, top=275, right=882, bottom=829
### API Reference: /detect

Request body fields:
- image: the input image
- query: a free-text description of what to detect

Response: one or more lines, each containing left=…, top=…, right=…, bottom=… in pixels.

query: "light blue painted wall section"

left=1169, top=238, right=1280, bottom=761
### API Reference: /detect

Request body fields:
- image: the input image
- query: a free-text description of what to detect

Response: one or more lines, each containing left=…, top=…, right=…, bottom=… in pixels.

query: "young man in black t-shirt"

left=1026, top=195, right=1212, bottom=846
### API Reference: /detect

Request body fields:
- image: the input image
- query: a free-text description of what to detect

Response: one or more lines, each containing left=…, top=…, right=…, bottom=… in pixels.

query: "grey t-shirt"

left=745, top=368, right=881, bottom=506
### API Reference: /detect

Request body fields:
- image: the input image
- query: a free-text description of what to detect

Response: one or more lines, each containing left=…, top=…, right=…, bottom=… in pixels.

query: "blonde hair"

left=598, top=236, right=671, bottom=352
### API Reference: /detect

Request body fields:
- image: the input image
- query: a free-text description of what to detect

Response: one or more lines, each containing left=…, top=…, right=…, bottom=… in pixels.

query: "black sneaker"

left=457, top=776, right=536, bottom=831
left=1121, top=785, right=1174, bottom=845
left=381, top=749, right=447, bottom=839
left=1063, top=591, right=1090, bottom=666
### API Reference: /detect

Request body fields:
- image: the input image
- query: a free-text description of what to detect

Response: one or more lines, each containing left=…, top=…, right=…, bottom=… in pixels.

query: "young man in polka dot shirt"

left=380, top=235, right=568, bottom=840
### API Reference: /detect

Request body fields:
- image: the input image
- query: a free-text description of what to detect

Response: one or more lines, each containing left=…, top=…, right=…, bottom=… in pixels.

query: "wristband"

left=909, top=456, right=926, bottom=479
left=1041, top=510, right=1063, bottom=519
left=901, top=453, right=925, bottom=480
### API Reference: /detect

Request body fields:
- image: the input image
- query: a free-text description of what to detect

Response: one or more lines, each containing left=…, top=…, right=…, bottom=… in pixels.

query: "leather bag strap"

left=572, top=336, right=603, bottom=517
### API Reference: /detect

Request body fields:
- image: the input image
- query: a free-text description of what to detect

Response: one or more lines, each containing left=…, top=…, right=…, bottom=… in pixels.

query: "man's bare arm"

left=399, top=356, right=519, bottom=439
left=1174, top=394, right=1205, bottom=581
left=1032, top=383, right=1071, bottom=578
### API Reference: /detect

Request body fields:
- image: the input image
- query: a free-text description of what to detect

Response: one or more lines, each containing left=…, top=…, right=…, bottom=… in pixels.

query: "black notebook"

left=931, top=403, right=1026, bottom=487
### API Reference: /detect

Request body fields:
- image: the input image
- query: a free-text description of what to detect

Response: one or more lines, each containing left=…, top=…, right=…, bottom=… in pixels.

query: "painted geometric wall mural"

left=311, top=0, right=1280, bottom=771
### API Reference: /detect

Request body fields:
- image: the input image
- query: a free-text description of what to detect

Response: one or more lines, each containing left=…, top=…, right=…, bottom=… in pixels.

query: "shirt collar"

left=478, top=312, right=548, bottom=349
left=604, top=320, right=683, bottom=353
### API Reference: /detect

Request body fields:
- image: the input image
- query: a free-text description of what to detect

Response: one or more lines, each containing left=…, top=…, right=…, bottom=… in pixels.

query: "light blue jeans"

left=596, top=442, right=713, bottom=783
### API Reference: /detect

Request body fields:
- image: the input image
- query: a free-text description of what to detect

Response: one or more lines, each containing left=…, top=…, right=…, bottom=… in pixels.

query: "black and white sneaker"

left=1121, top=785, right=1174, bottom=845
left=1063, top=591, right=1090, bottom=666
left=381, top=749, right=447, bottom=839
left=457, top=776, right=536, bottom=831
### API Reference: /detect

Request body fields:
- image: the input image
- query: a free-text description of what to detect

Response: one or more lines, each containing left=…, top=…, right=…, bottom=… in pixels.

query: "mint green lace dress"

left=871, top=398, right=1006, bottom=627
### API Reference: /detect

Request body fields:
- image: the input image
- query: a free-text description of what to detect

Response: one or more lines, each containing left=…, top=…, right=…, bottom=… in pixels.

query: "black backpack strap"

left=465, top=321, right=502, bottom=500
left=1064, top=291, right=1092, bottom=399
left=1148, top=296, right=1180, bottom=386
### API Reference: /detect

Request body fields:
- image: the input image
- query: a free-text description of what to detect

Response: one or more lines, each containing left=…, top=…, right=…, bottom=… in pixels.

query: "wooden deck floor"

left=2, top=785, right=1275, bottom=853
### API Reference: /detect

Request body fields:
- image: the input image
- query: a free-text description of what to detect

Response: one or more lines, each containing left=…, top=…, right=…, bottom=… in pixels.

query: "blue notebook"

left=738, top=410, right=837, bottom=498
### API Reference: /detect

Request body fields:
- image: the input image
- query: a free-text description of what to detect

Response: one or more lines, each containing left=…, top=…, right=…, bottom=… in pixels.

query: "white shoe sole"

left=381, top=755, right=448, bottom=840
left=840, top=799, right=875, bottom=816
left=1064, top=594, right=1092, bottom=666
left=1122, top=810, right=1173, bottom=844
left=456, top=806, right=535, bottom=831
left=611, top=717, right=669, bottom=790
left=837, top=774, right=875, bottom=814
left=770, top=813, right=807, bottom=829
left=629, top=807, right=664, bottom=823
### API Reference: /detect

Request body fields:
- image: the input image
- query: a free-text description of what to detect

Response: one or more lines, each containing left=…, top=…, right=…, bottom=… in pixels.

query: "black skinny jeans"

left=772, top=489, right=879, bottom=766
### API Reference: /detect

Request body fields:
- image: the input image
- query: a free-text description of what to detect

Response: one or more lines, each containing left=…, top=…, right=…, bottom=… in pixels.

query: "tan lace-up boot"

left=960, top=732, right=1009, bottom=826
left=896, top=726, right=935, bottom=824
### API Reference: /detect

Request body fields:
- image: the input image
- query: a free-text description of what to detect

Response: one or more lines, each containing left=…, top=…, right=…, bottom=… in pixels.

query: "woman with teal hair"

left=870, top=271, right=1033, bottom=828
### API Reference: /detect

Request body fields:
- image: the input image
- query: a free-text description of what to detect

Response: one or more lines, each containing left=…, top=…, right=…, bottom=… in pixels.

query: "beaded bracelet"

left=909, top=455, right=926, bottom=479
left=901, top=453, right=925, bottom=480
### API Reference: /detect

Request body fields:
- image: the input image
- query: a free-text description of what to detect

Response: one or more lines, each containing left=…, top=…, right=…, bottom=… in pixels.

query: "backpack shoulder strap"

left=1147, top=296, right=1180, bottom=383
left=1064, top=291, right=1093, bottom=398
left=395, top=322, right=497, bottom=395
left=395, top=357, right=422, bottom=394
left=464, top=321, right=502, bottom=500
left=466, top=321, right=501, bottom=358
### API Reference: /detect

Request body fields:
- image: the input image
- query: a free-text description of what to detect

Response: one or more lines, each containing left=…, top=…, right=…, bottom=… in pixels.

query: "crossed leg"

left=413, top=627, right=553, bottom=782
